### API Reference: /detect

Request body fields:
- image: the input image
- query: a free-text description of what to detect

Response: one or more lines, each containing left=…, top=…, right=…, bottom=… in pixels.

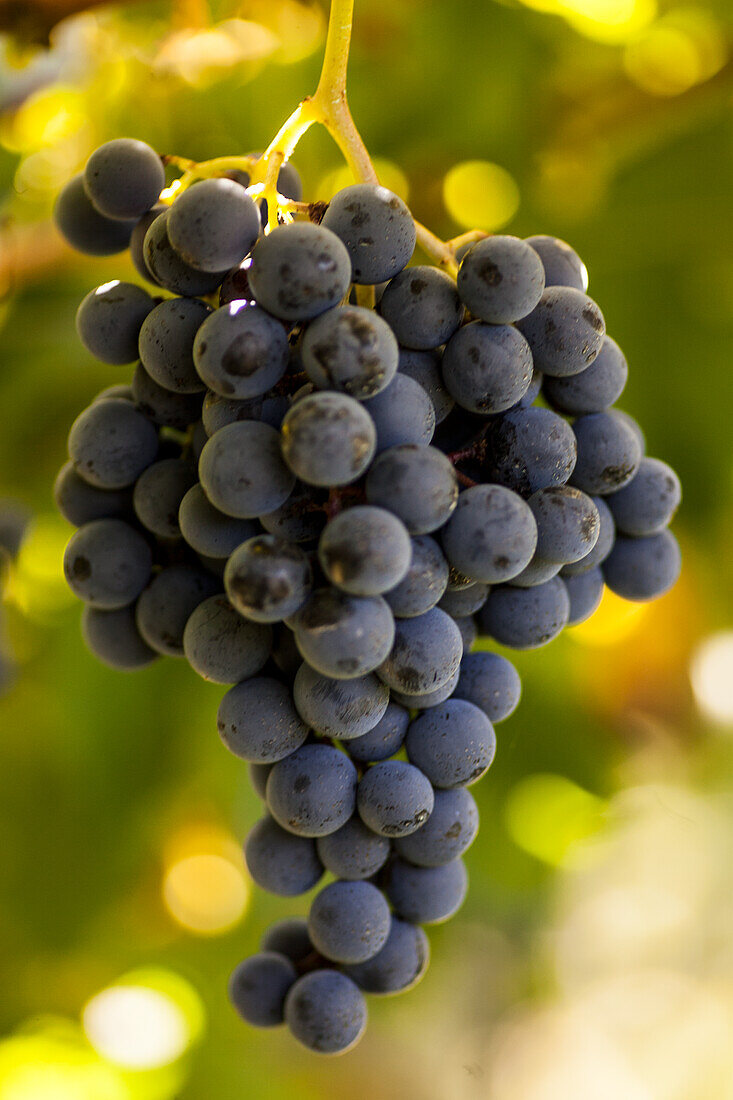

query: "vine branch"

left=164, top=0, right=461, bottom=274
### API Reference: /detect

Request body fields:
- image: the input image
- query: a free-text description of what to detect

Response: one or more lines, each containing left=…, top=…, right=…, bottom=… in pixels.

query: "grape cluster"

left=54, top=137, right=681, bottom=1054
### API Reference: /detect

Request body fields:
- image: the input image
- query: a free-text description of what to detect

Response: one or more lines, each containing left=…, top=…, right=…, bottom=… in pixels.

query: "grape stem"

left=165, top=0, right=462, bottom=275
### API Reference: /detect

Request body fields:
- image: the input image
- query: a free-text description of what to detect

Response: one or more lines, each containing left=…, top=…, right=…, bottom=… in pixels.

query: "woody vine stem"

left=164, top=0, right=485, bottom=279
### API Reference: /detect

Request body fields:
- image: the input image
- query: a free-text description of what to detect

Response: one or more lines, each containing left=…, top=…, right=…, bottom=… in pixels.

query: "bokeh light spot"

left=624, top=10, right=727, bottom=97
left=5, top=515, right=76, bottom=621
left=318, top=158, right=410, bottom=203
left=568, top=586, right=647, bottom=647
left=443, top=160, right=519, bottom=231
left=163, top=854, right=249, bottom=934
left=83, top=987, right=188, bottom=1071
left=690, top=631, right=733, bottom=726
left=506, top=774, right=606, bottom=865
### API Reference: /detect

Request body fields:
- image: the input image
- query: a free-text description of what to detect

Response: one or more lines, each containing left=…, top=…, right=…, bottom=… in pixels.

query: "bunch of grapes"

left=54, top=138, right=681, bottom=1054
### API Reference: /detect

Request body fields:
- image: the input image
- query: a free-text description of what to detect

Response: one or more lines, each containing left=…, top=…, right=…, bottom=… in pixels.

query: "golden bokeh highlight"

left=162, top=823, right=250, bottom=935
left=567, top=586, right=647, bottom=647
left=443, top=160, right=520, bottom=231
left=516, top=0, right=656, bottom=43
left=317, top=158, right=410, bottom=203
left=624, top=9, right=727, bottom=96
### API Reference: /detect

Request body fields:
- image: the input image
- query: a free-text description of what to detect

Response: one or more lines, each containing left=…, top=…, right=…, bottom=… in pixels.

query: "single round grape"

left=260, top=919, right=313, bottom=964
left=383, top=857, right=468, bottom=924
left=63, top=518, right=152, bottom=609
left=178, top=484, right=258, bottom=559
left=318, top=506, right=411, bottom=597
left=167, top=177, right=261, bottom=272
left=565, top=567, right=604, bottom=624
left=442, top=484, right=538, bottom=584
left=479, top=576, right=570, bottom=648
left=245, top=816, right=323, bottom=897
left=81, top=605, right=158, bottom=670
left=54, top=462, right=132, bottom=527
left=93, top=384, right=135, bottom=403
left=193, top=301, right=289, bottom=400
left=217, top=676, right=309, bottom=763
left=385, top=535, right=450, bottom=618
left=365, top=444, right=458, bottom=535
left=68, top=398, right=159, bottom=490
left=183, top=594, right=271, bottom=683
left=378, top=608, right=463, bottom=695
left=225, top=535, right=312, bottom=622
left=131, top=363, right=203, bottom=429
left=357, top=760, right=434, bottom=837
left=249, top=762, right=273, bottom=799
left=395, top=787, right=479, bottom=867
left=316, top=818, right=391, bottom=881
left=309, top=880, right=391, bottom=964
left=606, top=457, right=681, bottom=536
left=398, top=348, right=454, bottom=423
left=129, top=204, right=164, bottom=284
left=132, top=458, right=197, bottom=539
left=135, top=564, right=219, bottom=656
left=362, top=373, right=435, bottom=452
left=344, top=918, right=429, bottom=995
left=138, top=297, right=210, bottom=394
left=390, top=664, right=461, bottom=710
left=345, top=701, right=410, bottom=763
left=406, top=699, right=495, bottom=788
left=602, top=530, right=681, bottom=601
left=229, top=952, right=297, bottom=1028
left=543, top=335, right=627, bottom=415
left=302, top=304, right=399, bottom=399
left=266, top=743, right=358, bottom=838
left=285, top=970, right=367, bottom=1054
left=527, top=486, right=600, bottom=565
left=199, top=421, right=295, bottom=518
left=76, top=281, right=155, bottom=365
left=453, top=651, right=521, bottom=723
left=525, top=234, right=587, bottom=291
left=489, top=407, right=577, bottom=496
left=454, top=615, right=477, bottom=652
left=438, top=583, right=489, bottom=618
left=614, top=409, right=646, bottom=455
left=202, top=387, right=289, bottom=435
left=322, top=183, right=415, bottom=283
left=293, top=662, right=389, bottom=740
left=571, top=411, right=642, bottom=495
left=84, top=138, right=164, bottom=220
left=54, top=174, right=136, bottom=255
left=380, top=266, right=464, bottom=348
left=508, top=556, right=562, bottom=588
left=143, top=209, right=227, bottom=297
left=442, top=321, right=534, bottom=415
left=259, top=482, right=326, bottom=544
left=516, top=286, right=605, bottom=376
left=281, top=393, right=376, bottom=488
left=248, top=222, right=351, bottom=321
left=561, top=495, right=616, bottom=576
left=457, top=235, right=545, bottom=323
left=292, top=588, right=395, bottom=680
